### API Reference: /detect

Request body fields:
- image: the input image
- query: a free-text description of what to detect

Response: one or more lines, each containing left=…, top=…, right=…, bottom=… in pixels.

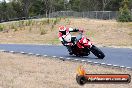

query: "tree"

left=12, top=0, right=34, bottom=18
left=54, top=0, right=65, bottom=11
left=105, top=0, right=123, bottom=11
left=102, top=0, right=111, bottom=11
left=117, top=0, right=132, bottom=22
left=11, top=0, right=23, bottom=18
left=69, top=0, right=81, bottom=11
left=0, top=0, right=15, bottom=21
left=21, top=0, right=34, bottom=17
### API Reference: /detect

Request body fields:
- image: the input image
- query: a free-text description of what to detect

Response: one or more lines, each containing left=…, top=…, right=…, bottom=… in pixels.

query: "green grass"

left=18, top=21, right=25, bottom=27
left=10, top=24, right=16, bottom=29
left=0, top=25, right=4, bottom=31
left=40, top=27, right=47, bottom=35
left=128, top=32, right=132, bottom=36
left=25, top=20, right=33, bottom=26
left=13, top=27, right=18, bottom=32
left=0, top=17, right=63, bottom=33
left=86, top=31, right=95, bottom=38
left=29, top=27, right=32, bottom=32
left=127, top=23, right=132, bottom=27
left=49, top=38, right=60, bottom=44
left=41, top=19, right=48, bottom=25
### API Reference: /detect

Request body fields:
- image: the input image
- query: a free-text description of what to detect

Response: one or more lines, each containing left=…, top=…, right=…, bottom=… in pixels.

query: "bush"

left=18, top=20, right=25, bottom=27
left=0, top=25, right=4, bottom=31
left=40, top=27, right=47, bottom=35
left=10, top=24, right=15, bottom=29
left=26, top=20, right=33, bottom=26
left=46, top=19, right=50, bottom=24
left=117, top=0, right=132, bottom=22
left=41, top=19, right=47, bottom=25
left=13, top=28, right=18, bottom=32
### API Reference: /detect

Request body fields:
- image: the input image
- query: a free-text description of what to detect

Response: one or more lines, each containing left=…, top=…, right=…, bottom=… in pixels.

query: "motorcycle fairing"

left=77, top=37, right=92, bottom=48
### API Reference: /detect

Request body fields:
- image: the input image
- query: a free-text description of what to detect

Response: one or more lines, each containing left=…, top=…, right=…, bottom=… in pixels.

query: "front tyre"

left=90, top=45, right=105, bottom=59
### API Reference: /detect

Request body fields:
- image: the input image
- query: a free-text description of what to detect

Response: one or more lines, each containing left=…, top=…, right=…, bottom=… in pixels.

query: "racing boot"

left=66, top=46, right=73, bottom=55
left=69, top=51, right=73, bottom=55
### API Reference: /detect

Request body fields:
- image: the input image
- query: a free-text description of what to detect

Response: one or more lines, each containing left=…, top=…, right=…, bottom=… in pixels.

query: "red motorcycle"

left=65, top=32, right=105, bottom=59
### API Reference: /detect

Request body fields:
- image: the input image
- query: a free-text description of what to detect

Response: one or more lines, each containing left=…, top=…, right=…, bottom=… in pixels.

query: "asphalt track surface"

left=0, top=44, right=132, bottom=69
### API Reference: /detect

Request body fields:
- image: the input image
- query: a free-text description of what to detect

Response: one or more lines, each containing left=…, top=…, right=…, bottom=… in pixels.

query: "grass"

left=18, top=20, right=25, bottom=27
left=0, top=52, right=131, bottom=88
left=40, top=27, right=47, bottom=35
left=86, top=31, right=95, bottom=38
left=127, top=23, right=132, bottom=28
left=13, top=27, right=18, bottom=32
left=0, top=25, right=4, bottom=31
left=10, top=24, right=16, bottom=29
left=41, top=19, right=48, bottom=25
left=25, top=20, right=33, bottom=26
left=0, top=18, right=131, bottom=46
left=28, top=26, right=32, bottom=32
left=128, top=32, right=132, bottom=36
left=51, top=38, right=60, bottom=44
left=0, top=17, right=62, bottom=32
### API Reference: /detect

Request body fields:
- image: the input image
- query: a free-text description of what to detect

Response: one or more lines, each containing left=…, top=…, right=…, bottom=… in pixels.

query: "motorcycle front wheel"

left=90, top=45, right=105, bottom=59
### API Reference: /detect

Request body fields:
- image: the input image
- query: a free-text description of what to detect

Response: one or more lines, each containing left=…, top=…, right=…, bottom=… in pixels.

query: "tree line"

left=0, top=0, right=132, bottom=21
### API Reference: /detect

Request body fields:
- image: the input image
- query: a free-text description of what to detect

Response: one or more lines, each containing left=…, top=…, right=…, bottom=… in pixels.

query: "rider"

left=58, top=26, right=83, bottom=54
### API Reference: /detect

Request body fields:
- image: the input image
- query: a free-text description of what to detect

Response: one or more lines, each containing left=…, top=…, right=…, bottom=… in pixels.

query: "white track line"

left=36, top=54, right=41, bottom=56
left=2, top=50, right=132, bottom=70
left=66, top=58, right=71, bottom=60
left=101, top=63, right=106, bottom=65
left=120, top=66, right=125, bottom=68
left=126, top=67, right=131, bottom=69
left=113, top=65, right=118, bottom=67
left=107, top=64, right=112, bottom=66
left=9, top=51, right=15, bottom=53
left=74, top=59, right=79, bottom=61
left=20, top=52, right=26, bottom=54
left=87, top=61, right=92, bottom=63
left=94, top=62, right=99, bottom=64
left=53, top=56, right=57, bottom=58
left=81, top=60, right=86, bottom=62
left=59, top=57, right=63, bottom=59
left=43, top=55, right=47, bottom=57
left=28, top=53, right=33, bottom=55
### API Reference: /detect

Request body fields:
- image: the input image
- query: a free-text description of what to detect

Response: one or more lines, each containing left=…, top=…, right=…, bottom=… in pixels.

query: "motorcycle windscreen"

left=76, top=33, right=82, bottom=41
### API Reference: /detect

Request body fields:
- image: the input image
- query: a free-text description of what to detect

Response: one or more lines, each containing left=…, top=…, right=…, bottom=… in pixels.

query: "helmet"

left=59, top=26, right=66, bottom=32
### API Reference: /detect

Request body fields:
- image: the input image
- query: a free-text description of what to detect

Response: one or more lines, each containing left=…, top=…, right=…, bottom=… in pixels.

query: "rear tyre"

left=90, top=45, right=105, bottom=59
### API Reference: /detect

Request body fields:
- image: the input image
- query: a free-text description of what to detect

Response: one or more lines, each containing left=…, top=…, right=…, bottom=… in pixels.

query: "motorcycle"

left=64, top=32, right=105, bottom=59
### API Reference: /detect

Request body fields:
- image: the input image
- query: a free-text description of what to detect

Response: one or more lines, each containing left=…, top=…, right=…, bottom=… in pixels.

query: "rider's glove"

left=79, top=29, right=84, bottom=33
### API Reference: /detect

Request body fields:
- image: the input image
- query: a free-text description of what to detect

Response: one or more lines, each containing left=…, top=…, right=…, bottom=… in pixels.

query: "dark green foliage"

left=0, top=0, right=132, bottom=21
left=117, top=0, right=132, bottom=22
left=11, top=1, right=23, bottom=18
left=54, top=0, right=65, bottom=11
left=30, top=0, right=45, bottom=15
left=105, top=0, right=122, bottom=11
left=0, top=0, right=16, bottom=21
left=40, top=27, right=47, bottom=35
left=68, top=0, right=81, bottom=11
